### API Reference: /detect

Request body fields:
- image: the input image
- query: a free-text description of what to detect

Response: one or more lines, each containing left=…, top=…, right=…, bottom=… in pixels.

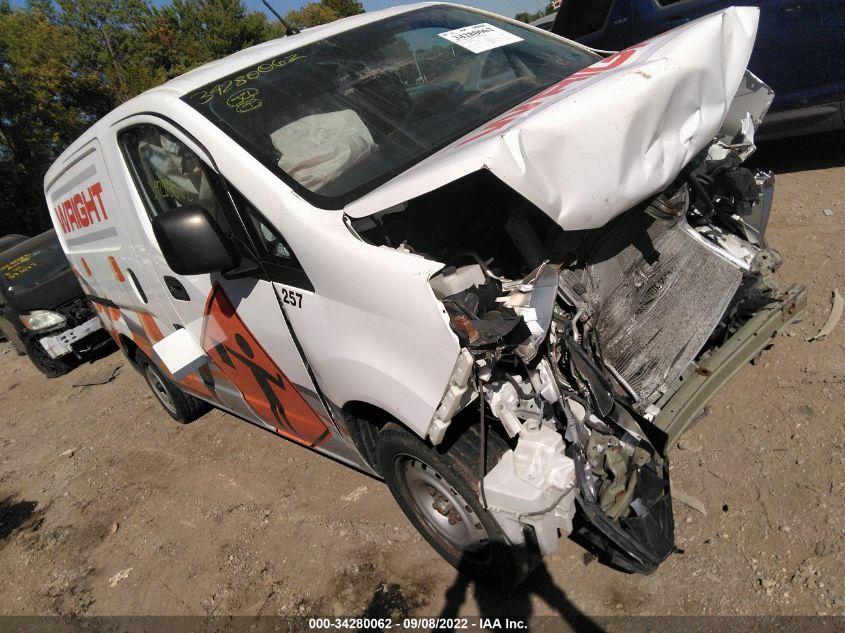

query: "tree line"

left=0, top=0, right=363, bottom=236
left=514, top=2, right=556, bottom=25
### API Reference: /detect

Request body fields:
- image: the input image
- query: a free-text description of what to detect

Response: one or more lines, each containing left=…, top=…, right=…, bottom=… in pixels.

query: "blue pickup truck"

left=541, top=0, right=845, bottom=139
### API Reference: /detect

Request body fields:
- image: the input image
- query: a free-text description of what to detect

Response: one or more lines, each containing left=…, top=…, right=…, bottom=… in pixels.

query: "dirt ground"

left=1, top=131, right=843, bottom=627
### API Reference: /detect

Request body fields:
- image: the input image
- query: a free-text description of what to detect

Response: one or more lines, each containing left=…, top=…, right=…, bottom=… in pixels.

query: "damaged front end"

left=349, top=124, right=806, bottom=574
left=351, top=141, right=804, bottom=572
left=346, top=9, right=806, bottom=573
left=424, top=252, right=679, bottom=573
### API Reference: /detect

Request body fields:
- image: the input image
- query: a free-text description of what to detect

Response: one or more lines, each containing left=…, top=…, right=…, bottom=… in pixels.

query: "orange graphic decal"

left=181, top=368, right=215, bottom=399
left=138, top=312, right=164, bottom=343
left=200, top=283, right=330, bottom=448
left=81, top=257, right=92, bottom=276
left=108, top=256, right=125, bottom=282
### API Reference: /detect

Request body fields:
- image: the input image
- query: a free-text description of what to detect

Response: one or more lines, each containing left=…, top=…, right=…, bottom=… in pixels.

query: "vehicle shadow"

left=749, top=129, right=845, bottom=174
left=352, top=543, right=606, bottom=632
left=433, top=544, right=606, bottom=633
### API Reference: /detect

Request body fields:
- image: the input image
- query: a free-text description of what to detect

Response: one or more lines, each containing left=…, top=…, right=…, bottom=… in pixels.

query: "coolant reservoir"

left=429, top=264, right=486, bottom=298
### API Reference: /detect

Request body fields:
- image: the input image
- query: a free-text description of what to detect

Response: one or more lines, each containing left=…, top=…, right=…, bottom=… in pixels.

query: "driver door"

left=110, top=117, right=337, bottom=451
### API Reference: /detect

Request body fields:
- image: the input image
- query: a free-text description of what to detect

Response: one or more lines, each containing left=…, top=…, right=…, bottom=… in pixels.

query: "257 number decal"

left=280, top=288, right=303, bottom=309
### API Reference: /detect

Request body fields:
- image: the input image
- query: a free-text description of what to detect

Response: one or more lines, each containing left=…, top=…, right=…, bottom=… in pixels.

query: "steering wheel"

left=403, top=82, right=463, bottom=123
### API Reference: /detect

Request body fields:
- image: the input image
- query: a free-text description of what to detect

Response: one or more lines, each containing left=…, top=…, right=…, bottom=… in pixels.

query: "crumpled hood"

left=345, top=7, right=763, bottom=231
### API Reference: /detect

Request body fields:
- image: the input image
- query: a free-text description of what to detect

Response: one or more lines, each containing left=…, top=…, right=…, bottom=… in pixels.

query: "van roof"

left=45, top=2, right=455, bottom=189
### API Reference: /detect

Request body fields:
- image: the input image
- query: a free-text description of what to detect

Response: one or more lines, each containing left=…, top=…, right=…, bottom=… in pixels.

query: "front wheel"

left=376, top=422, right=535, bottom=587
left=136, top=351, right=211, bottom=423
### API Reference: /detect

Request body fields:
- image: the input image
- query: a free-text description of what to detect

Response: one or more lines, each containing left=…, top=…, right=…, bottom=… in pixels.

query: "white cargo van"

left=45, top=3, right=804, bottom=583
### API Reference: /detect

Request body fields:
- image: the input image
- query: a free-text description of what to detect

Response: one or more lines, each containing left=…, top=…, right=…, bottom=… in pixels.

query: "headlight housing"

left=20, top=310, right=66, bottom=332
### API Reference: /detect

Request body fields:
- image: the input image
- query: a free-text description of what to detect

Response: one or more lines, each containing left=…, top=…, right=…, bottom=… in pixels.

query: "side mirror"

left=152, top=204, right=240, bottom=276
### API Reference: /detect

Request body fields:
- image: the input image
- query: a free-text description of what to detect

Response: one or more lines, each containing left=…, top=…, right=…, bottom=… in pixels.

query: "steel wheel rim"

left=145, top=364, right=176, bottom=415
left=394, top=454, right=489, bottom=558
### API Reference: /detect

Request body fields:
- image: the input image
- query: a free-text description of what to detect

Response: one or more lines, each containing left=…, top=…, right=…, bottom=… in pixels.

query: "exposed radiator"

left=573, top=212, right=742, bottom=406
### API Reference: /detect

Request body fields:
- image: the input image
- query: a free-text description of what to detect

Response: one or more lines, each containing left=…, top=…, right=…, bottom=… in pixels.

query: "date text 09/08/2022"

left=308, top=617, right=528, bottom=630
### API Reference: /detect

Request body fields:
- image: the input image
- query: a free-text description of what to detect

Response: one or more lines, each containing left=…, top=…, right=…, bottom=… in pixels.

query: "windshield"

left=185, top=5, right=598, bottom=208
left=0, top=235, right=68, bottom=297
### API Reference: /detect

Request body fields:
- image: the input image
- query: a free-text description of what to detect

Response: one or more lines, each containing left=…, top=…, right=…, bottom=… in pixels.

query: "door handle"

left=163, top=276, right=190, bottom=301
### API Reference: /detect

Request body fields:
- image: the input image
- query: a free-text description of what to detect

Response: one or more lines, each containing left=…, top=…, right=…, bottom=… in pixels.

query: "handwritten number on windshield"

left=191, top=53, right=306, bottom=106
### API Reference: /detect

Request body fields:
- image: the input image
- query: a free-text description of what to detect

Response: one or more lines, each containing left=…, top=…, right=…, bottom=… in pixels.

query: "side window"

left=245, top=208, right=292, bottom=261
left=118, top=125, right=230, bottom=232
left=228, top=187, right=296, bottom=265
left=226, top=185, right=313, bottom=291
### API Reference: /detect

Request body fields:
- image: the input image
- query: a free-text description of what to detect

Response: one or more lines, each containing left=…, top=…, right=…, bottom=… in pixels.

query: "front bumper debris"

left=572, top=452, right=674, bottom=574
left=654, top=284, right=807, bottom=447
left=38, top=317, right=104, bottom=358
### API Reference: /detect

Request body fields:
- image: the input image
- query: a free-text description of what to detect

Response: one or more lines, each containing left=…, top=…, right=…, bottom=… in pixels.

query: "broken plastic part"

left=565, top=398, right=611, bottom=436
left=439, top=278, right=523, bottom=347
left=486, top=380, right=531, bottom=438
left=716, top=69, right=774, bottom=157
left=571, top=451, right=675, bottom=574
left=501, top=263, right=560, bottom=362
left=809, top=289, right=843, bottom=342
left=587, top=432, right=637, bottom=520
left=529, top=359, right=561, bottom=405
left=740, top=171, right=774, bottom=245
left=450, top=314, right=480, bottom=344
left=427, top=349, right=475, bottom=445
left=643, top=404, right=661, bottom=422
left=565, top=337, right=614, bottom=417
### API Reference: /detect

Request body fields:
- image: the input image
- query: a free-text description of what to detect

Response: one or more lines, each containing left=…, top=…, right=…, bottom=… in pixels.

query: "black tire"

left=136, top=350, right=211, bottom=423
left=376, top=421, right=536, bottom=588
left=23, top=336, right=77, bottom=378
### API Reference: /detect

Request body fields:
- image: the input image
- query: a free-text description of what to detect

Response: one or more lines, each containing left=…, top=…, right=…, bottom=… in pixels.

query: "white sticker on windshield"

left=439, top=23, right=523, bottom=54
